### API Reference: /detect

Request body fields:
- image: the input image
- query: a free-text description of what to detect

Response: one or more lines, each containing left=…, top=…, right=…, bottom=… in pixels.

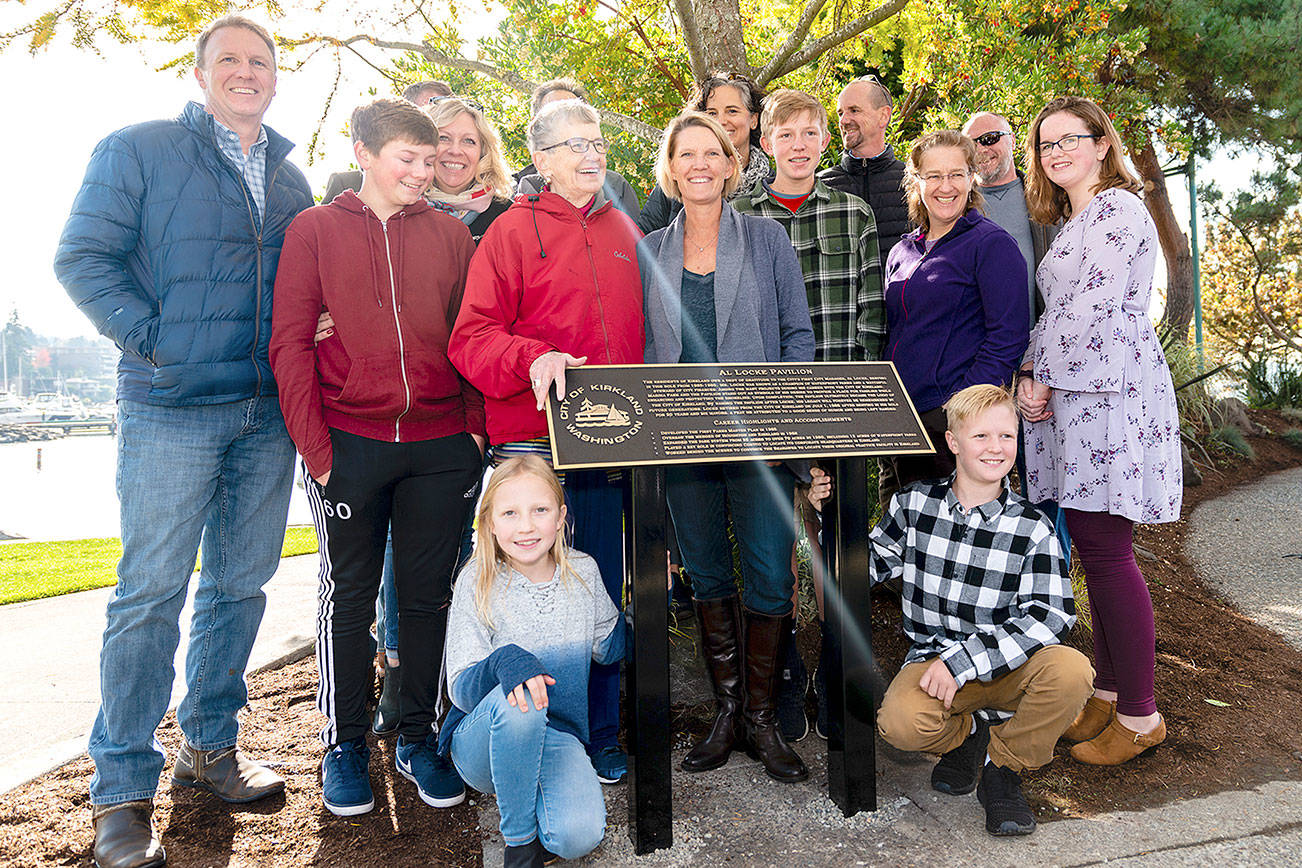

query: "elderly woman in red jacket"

left=449, top=98, right=643, bottom=785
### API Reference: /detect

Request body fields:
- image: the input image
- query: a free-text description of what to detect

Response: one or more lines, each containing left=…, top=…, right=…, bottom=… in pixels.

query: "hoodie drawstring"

left=529, top=195, right=548, bottom=259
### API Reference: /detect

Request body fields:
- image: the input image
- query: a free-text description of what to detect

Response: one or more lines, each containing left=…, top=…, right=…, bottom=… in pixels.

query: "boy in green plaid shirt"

left=733, top=88, right=886, bottom=362
left=733, top=87, right=886, bottom=743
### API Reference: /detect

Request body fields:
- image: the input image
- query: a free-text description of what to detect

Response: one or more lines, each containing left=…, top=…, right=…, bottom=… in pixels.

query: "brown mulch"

left=0, top=656, right=484, bottom=867
left=4, top=410, right=1302, bottom=865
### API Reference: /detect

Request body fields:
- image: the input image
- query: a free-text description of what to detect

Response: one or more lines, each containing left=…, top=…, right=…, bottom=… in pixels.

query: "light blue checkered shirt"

left=212, top=118, right=269, bottom=228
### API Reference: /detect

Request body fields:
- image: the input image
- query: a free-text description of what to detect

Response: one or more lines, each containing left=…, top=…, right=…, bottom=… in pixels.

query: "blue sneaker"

left=591, top=745, right=627, bottom=785
left=396, top=734, right=466, bottom=808
left=321, top=737, right=374, bottom=816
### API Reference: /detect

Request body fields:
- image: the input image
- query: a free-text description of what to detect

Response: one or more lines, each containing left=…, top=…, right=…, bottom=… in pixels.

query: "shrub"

left=1210, top=425, right=1256, bottom=460
left=1282, top=429, right=1302, bottom=450
left=1244, top=354, right=1302, bottom=409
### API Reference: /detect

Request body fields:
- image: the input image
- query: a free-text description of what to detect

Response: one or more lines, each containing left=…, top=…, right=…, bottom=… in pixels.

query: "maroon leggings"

left=1063, top=508, right=1158, bottom=717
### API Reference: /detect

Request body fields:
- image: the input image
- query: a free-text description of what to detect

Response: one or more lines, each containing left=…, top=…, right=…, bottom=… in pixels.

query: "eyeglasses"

left=854, top=74, right=893, bottom=105
left=539, top=137, right=608, bottom=155
left=917, top=170, right=970, bottom=184
left=1037, top=133, right=1099, bottom=157
left=428, top=95, right=485, bottom=113
left=972, top=130, right=1013, bottom=147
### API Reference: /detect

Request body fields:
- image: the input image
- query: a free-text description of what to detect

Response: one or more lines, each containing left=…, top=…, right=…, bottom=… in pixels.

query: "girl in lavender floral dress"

left=1017, top=96, right=1182, bottom=766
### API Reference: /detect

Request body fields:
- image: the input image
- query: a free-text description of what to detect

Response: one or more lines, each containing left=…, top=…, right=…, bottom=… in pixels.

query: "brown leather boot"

left=92, top=801, right=165, bottom=868
left=682, top=596, right=745, bottom=772
left=742, top=608, right=809, bottom=782
left=171, top=741, right=285, bottom=803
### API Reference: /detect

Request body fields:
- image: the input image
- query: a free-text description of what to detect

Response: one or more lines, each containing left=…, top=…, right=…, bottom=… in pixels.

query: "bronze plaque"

left=546, top=362, right=933, bottom=470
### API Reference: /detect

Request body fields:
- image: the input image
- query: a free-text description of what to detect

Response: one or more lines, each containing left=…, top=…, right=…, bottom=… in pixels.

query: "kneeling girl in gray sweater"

left=440, top=455, right=626, bottom=867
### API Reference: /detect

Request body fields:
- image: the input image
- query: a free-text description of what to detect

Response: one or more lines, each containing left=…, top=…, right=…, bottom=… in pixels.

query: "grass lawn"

left=0, top=526, right=319, bottom=606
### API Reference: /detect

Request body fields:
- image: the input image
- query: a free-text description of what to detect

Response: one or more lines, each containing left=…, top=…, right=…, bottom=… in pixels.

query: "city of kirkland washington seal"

left=559, top=384, right=644, bottom=445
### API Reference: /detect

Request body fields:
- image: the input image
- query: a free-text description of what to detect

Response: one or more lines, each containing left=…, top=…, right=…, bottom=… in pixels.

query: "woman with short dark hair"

left=637, top=72, right=773, bottom=234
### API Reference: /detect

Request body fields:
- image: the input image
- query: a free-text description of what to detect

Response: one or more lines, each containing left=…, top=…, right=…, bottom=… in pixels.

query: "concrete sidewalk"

left=0, top=553, right=319, bottom=793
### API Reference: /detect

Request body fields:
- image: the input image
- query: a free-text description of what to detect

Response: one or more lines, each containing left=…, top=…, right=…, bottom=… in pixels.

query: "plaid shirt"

left=733, top=179, right=885, bottom=361
left=212, top=118, right=269, bottom=228
left=870, top=476, right=1074, bottom=689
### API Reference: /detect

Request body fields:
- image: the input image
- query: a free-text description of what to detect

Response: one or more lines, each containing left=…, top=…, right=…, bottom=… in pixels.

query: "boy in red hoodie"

left=270, top=98, right=485, bottom=818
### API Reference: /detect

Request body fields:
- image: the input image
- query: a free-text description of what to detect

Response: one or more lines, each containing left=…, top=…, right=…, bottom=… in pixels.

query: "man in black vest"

left=819, top=75, right=911, bottom=257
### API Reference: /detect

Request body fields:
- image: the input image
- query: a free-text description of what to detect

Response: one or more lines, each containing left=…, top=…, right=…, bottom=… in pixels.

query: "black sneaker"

left=931, top=716, right=991, bottom=796
left=777, top=633, right=809, bottom=742
left=976, top=762, right=1037, bottom=836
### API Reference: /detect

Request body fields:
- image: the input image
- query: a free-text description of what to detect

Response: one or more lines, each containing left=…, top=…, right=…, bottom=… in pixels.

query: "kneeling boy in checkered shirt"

left=872, top=384, right=1092, bottom=836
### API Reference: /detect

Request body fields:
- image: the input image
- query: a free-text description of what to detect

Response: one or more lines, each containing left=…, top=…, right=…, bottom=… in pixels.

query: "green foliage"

left=1282, top=429, right=1302, bottom=450
left=0, top=526, right=318, bottom=605
left=1244, top=355, right=1302, bottom=410
left=1209, top=425, right=1255, bottom=461
left=1069, top=559, right=1090, bottom=636
left=1161, top=335, right=1215, bottom=432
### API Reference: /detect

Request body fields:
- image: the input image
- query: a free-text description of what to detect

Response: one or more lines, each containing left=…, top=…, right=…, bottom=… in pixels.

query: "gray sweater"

left=637, top=202, right=815, bottom=365
left=442, top=551, right=624, bottom=746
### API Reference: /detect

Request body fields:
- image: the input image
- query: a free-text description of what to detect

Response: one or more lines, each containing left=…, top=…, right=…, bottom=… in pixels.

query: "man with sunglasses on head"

left=961, top=111, right=1070, bottom=566
left=820, top=75, right=911, bottom=256
left=321, top=80, right=454, bottom=203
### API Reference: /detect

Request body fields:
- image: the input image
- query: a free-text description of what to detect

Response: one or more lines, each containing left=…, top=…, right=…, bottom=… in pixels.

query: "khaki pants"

left=877, top=645, right=1093, bottom=773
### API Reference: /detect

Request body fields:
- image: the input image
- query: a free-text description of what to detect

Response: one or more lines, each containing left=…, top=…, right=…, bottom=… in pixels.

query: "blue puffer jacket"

left=55, top=101, right=313, bottom=405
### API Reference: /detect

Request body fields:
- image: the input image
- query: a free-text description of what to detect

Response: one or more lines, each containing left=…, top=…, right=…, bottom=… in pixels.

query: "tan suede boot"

left=1062, top=695, right=1115, bottom=743
left=1071, top=715, right=1165, bottom=765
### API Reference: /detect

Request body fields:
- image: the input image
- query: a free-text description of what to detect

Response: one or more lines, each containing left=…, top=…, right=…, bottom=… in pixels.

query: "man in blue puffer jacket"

left=54, top=15, right=311, bottom=868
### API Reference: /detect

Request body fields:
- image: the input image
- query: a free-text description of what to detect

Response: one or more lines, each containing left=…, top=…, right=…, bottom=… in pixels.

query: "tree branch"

left=282, top=33, right=663, bottom=142
left=671, top=0, right=706, bottom=81
left=1218, top=207, right=1302, bottom=352
left=770, top=0, right=910, bottom=81
left=596, top=0, right=690, bottom=99
left=756, top=0, right=829, bottom=87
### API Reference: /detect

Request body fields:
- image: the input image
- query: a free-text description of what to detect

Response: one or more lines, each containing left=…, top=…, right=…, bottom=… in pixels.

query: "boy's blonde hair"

left=472, top=455, right=583, bottom=627
left=944, top=383, right=1017, bottom=430
left=760, top=88, right=828, bottom=137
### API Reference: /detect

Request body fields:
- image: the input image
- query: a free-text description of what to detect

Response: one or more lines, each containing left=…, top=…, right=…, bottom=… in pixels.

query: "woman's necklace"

left=686, top=229, right=719, bottom=254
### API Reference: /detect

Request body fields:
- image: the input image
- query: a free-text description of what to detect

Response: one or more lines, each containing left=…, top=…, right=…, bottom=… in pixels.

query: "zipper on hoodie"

left=891, top=234, right=940, bottom=365
left=380, top=218, right=413, bottom=441
left=566, top=198, right=615, bottom=364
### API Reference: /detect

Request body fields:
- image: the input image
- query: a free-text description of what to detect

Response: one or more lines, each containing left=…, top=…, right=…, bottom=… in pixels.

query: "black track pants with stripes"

left=306, top=428, right=483, bottom=747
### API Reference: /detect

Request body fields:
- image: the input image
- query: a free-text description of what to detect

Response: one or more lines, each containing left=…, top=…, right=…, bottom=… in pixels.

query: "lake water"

left=0, top=435, right=315, bottom=542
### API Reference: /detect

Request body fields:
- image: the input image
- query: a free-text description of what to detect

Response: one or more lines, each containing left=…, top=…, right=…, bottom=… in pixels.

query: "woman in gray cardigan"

left=637, top=112, right=815, bottom=784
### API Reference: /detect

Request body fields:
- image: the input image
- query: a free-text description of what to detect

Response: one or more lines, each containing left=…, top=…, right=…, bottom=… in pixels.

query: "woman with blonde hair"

left=638, top=110, right=815, bottom=783
left=879, top=129, right=1029, bottom=507
left=424, top=96, right=514, bottom=242
left=1018, top=95, right=1181, bottom=765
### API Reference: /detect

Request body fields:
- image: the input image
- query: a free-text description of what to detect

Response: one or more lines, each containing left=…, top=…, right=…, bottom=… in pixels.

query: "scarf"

left=728, top=144, right=771, bottom=202
left=426, top=184, right=496, bottom=223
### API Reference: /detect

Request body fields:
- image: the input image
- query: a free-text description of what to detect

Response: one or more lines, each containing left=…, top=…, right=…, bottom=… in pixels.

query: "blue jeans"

left=667, top=462, right=797, bottom=615
left=90, top=397, right=294, bottom=805
left=565, top=469, right=624, bottom=752
left=1017, top=424, right=1071, bottom=568
left=451, top=690, right=605, bottom=858
left=377, top=532, right=400, bottom=659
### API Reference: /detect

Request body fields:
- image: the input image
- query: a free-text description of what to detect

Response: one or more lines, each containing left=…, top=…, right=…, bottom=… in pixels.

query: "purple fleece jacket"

left=883, top=210, right=1029, bottom=413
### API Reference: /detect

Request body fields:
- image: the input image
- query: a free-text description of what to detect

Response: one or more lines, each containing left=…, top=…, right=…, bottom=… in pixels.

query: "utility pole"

left=1188, top=158, right=1204, bottom=371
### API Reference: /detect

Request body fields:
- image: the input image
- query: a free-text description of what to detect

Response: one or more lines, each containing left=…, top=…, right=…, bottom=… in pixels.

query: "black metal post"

left=826, top=456, right=877, bottom=815
left=624, top=466, right=673, bottom=853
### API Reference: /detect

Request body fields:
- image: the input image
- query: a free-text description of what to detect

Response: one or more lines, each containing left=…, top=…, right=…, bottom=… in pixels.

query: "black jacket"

left=819, top=147, right=911, bottom=260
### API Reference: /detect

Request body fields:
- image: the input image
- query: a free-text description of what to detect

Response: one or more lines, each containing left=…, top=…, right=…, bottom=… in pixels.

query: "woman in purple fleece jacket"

left=879, top=130, right=1029, bottom=507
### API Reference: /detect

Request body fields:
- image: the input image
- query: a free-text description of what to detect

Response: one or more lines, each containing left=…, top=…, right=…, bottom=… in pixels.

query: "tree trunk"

left=1133, top=131, right=1195, bottom=339
left=691, top=0, right=752, bottom=74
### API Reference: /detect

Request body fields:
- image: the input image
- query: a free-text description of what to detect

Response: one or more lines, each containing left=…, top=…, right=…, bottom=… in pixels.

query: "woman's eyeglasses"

left=539, top=137, right=608, bottom=155
left=1037, top=133, right=1099, bottom=157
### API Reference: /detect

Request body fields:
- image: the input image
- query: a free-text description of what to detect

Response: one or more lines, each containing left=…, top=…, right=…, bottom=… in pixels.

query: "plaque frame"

left=545, top=361, right=934, bottom=470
